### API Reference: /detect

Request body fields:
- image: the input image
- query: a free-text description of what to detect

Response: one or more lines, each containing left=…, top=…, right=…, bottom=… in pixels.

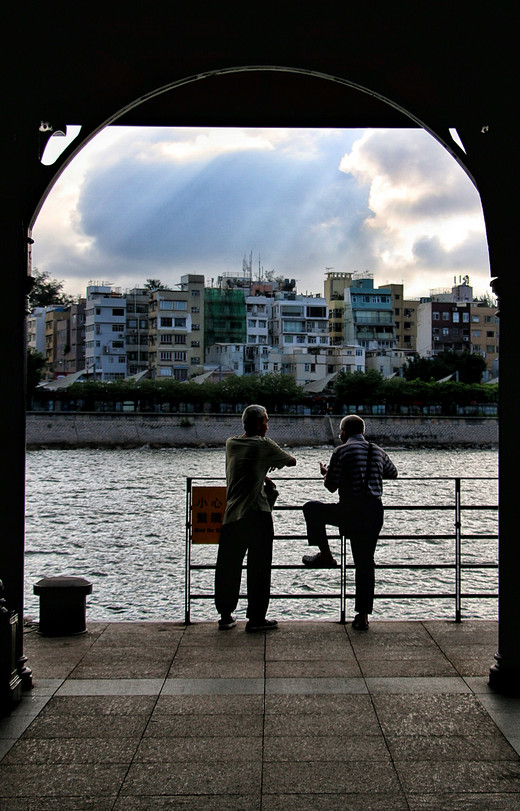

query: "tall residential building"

left=148, top=274, right=205, bottom=380
left=269, top=291, right=329, bottom=351
left=27, top=307, right=46, bottom=355
left=204, top=287, right=246, bottom=348
left=44, top=306, right=69, bottom=378
left=469, top=301, right=499, bottom=379
left=417, top=299, right=472, bottom=358
left=63, top=299, right=86, bottom=374
left=125, top=287, right=149, bottom=377
left=245, top=294, right=272, bottom=345
left=344, top=277, right=395, bottom=349
left=85, top=285, right=127, bottom=380
left=324, top=271, right=353, bottom=345
left=381, top=283, right=418, bottom=354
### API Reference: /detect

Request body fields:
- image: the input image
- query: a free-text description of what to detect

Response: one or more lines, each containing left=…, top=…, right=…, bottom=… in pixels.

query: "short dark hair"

left=242, top=404, right=267, bottom=434
left=339, top=414, right=365, bottom=438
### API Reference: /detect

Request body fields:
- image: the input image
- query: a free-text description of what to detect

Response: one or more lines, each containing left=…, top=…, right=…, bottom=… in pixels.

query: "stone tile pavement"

left=1, top=620, right=519, bottom=809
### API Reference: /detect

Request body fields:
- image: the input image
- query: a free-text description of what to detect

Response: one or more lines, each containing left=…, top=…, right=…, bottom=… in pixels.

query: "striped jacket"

left=324, top=434, right=398, bottom=502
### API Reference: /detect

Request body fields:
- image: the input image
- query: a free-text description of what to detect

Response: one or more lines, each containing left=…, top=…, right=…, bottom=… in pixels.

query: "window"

left=174, top=318, right=187, bottom=328
left=191, top=340, right=200, bottom=347
left=118, top=356, right=126, bottom=364
left=191, top=357, right=200, bottom=365
left=160, top=351, right=172, bottom=361
left=191, top=306, right=200, bottom=314
left=284, top=320, right=305, bottom=333
left=160, top=334, right=172, bottom=344
left=433, top=312, right=440, bottom=320
left=452, top=312, right=460, bottom=323
left=112, top=308, right=124, bottom=316
left=191, top=289, right=200, bottom=297
left=486, top=345, right=495, bottom=353
left=473, top=330, right=481, bottom=337
left=248, top=319, right=256, bottom=327
left=127, top=319, right=137, bottom=328
left=160, top=300, right=173, bottom=310
left=462, top=313, right=469, bottom=322
left=442, top=312, right=450, bottom=320
left=112, top=340, right=124, bottom=349
left=174, top=351, right=187, bottom=361
left=192, top=323, right=200, bottom=330
left=174, top=334, right=186, bottom=344
left=112, top=324, right=124, bottom=332
left=173, top=301, right=187, bottom=311
left=160, top=317, right=173, bottom=327
left=307, top=306, right=326, bottom=318
left=486, top=331, right=495, bottom=338
left=443, top=328, right=449, bottom=335
left=159, top=367, right=172, bottom=377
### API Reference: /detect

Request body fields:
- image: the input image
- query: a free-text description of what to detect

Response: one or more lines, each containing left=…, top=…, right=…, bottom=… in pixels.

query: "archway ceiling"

left=12, top=4, right=514, bottom=250
left=20, top=5, right=510, bottom=131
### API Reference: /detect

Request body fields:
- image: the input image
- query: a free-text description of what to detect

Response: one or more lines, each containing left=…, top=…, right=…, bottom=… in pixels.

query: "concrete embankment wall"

left=26, top=412, right=498, bottom=449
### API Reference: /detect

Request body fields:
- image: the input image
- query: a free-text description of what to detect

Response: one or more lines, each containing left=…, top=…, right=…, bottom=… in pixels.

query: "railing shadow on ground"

left=185, top=476, right=498, bottom=624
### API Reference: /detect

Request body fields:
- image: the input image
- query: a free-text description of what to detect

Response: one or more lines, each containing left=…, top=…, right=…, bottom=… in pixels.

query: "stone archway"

left=3, top=24, right=516, bottom=710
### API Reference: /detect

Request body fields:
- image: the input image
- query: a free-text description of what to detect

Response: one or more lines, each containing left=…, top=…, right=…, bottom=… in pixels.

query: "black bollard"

left=33, top=576, right=93, bottom=636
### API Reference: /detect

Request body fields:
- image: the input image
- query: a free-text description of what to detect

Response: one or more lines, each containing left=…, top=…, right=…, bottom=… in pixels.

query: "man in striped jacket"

left=302, top=414, right=398, bottom=630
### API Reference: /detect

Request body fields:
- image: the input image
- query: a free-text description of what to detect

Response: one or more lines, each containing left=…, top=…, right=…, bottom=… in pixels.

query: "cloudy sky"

left=32, top=126, right=491, bottom=301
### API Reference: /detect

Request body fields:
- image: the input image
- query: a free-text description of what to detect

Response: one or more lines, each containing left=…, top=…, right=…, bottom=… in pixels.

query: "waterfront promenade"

left=1, top=619, right=519, bottom=808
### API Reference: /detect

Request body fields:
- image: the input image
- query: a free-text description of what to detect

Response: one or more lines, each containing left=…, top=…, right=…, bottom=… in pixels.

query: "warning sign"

left=191, top=486, right=227, bottom=544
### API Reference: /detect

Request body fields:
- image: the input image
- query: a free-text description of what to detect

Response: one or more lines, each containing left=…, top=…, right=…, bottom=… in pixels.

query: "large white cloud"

left=32, top=126, right=490, bottom=300
left=339, top=129, right=490, bottom=295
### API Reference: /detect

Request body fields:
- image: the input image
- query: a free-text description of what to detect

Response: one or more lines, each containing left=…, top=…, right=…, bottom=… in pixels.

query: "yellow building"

left=324, top=271, right=353, bottom=345
left=148, top=275, right=205, bottom=380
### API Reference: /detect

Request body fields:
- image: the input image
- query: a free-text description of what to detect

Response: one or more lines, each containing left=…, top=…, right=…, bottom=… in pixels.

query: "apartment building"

left=205, top=342, right=276, bottom=376
left=324, top=270, right=353, bottom=346
left=469, top=302, right=499, bottom=379
left=344, top=277, right=395, bottom=349
left=125, top=287, right=149, bottom=377
left=270, top=291, right=329, bottom=350
left=245, top=294, right=271, bottom=345
left=381, top=283, right=418, bottom=354
left=27, top=307, right=46, bottom=355
left=62, top=300, right=86, bottom=375
left=44, top=306, right=69, bottom=378
left=148, top=274, right=204, bottom=380
left=85, top=285, right=127, bottom=380
left=417, top=300, right=472, bottom=357
left=204, top=287, right=246, bottom=348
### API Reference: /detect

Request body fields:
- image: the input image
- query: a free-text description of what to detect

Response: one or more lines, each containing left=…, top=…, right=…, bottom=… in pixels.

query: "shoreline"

left=26, top=412, right=498, bottom=450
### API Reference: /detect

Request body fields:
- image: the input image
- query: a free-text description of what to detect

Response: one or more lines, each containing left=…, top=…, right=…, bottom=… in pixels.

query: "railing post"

left=455, top=477, right=462, bottom=622
left=185, top=477, right=192, bottom=624
left=340, top=533, right=346, bottom=624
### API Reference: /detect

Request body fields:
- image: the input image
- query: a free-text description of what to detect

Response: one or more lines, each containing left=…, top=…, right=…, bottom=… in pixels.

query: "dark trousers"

left=303, top=498, right=384, bottom=614
left=214, top=510, right=274, bottom=622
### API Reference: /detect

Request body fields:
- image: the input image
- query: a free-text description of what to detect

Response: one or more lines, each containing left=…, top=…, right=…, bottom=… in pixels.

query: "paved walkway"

left=1, top=620, right=519, bottom=809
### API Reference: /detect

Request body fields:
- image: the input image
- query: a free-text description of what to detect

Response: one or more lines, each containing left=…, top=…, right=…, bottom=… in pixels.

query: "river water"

left=24, top=446, right=498, bottom=624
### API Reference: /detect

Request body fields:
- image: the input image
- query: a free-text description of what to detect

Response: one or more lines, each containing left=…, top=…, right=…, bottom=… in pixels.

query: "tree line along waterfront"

left=28, top=369, right=498, bottom=417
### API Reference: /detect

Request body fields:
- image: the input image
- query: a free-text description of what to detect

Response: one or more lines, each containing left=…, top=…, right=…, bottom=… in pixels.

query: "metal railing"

left=185, top=476, right=498, bottom=624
